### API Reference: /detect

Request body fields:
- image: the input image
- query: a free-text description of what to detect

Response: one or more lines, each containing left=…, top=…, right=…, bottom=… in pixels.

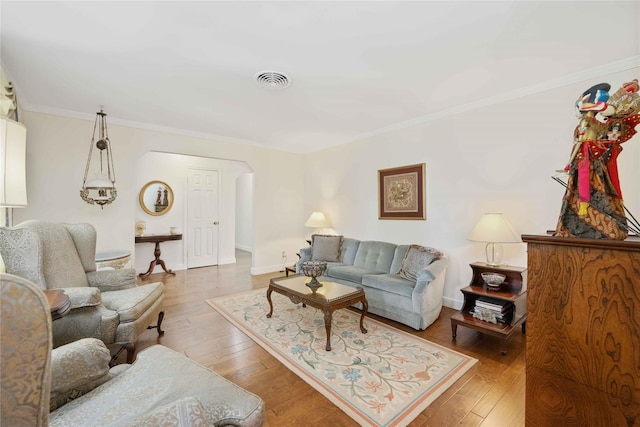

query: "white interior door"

left=187, top=168, right=219, bottom=268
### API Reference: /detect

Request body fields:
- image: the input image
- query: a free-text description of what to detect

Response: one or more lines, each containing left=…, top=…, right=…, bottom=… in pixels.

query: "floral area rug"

left=206, top=289, right=477, bottom=427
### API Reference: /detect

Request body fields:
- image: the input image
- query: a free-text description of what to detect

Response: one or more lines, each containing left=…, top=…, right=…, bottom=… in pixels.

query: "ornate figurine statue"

left=555, top=79, right=640, bottom=239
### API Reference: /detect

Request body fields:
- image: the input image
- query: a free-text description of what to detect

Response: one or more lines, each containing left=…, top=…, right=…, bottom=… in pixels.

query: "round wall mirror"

left=139, top=180, right=174, bottom=216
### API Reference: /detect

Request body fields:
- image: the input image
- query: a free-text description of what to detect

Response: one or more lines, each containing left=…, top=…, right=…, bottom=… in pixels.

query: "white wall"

left=302, top=68, right=640, bottom=309
left=235, top=172, right=254, bottom=253
left=15, top=111, right=307, bottom=275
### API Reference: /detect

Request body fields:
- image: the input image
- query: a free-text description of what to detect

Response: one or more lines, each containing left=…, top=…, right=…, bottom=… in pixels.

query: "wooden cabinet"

left=450, top=262, right=527, bottom=354
left=522, top=235, right=640, bottom=426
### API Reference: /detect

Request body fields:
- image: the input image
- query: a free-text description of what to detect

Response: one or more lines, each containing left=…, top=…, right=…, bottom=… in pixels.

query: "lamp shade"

left=305, top=211, right=331, bottom=228
left=468, top=213, right=520, bottom=243
left=0, top=117, right=27, bottom=207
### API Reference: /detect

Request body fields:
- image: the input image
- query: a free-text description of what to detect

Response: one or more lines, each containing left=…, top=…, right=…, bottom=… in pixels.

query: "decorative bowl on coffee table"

left=301, top=260, right=327, bottom=292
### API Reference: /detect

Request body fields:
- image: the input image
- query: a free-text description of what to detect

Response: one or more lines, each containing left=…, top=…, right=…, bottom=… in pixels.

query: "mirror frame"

left=139, top=180, right=174, bottom=216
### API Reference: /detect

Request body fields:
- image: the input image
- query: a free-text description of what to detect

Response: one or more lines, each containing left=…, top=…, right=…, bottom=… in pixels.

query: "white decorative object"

left=135, top=221, right=146, bottom=237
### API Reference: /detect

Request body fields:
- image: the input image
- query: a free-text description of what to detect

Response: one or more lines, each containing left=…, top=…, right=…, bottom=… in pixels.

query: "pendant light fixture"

left=80, top=107, right=117, bottom=208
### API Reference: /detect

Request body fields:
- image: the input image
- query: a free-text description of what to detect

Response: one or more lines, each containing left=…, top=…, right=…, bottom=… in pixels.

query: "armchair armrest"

left=50, top=338, right=113, bottom=410
left=87, top=268, right=136, bottom=292
left=62, top=287, right=102, bottom=309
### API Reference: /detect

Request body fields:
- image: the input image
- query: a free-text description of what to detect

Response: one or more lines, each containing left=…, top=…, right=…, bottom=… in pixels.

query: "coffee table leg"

left=266, top=287, right=274, bottom=318
left=359, top=298, right=368, bottom=334
left=324, top=310, right=332, bottom=351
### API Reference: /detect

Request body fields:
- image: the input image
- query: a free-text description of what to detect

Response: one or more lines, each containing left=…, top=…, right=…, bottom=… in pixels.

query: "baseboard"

left=235, top=244, right=253, bottom=253
left=442, top=296, right=463, bottom=311
left=219, top=257, right=236, bottom=265
left=251, top=264, right=285, bottom=275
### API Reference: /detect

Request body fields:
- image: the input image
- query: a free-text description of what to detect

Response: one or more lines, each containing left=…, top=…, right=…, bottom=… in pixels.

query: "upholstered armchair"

left=0, top=220, right=164, bottom=363
left=1, top=273, right=265, bottom=427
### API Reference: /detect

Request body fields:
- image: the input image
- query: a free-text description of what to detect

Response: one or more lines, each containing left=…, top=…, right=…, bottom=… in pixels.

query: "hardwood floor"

left=127, top=250, right=525, bottom=426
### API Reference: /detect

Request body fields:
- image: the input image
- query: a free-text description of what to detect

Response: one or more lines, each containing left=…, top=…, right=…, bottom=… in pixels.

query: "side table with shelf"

left=450, top=262, right=527, bottom=354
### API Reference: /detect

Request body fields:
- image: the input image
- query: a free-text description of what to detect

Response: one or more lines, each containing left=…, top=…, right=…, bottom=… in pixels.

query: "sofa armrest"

left=412, top=257, right=449, bottom=321
left=50, top=338, right=113, bottom=410
left=87, top=268, right=137, bottom=292
left=296, top=247, right=312, bottom=273
left=417, top=257, right=448, bottom=283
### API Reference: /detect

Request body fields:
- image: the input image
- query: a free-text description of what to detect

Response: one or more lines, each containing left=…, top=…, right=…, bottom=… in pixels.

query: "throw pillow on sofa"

left=397, top=244, right=442, bottom=281
left=311, top=234, right=344, bottom=262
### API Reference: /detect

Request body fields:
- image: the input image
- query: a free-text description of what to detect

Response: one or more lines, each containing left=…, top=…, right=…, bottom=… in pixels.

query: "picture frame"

left=378, top=163, right=426, bottom=220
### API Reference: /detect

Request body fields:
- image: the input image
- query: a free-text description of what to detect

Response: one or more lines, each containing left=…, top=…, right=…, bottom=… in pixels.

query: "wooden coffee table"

left=266, top=275, right=368, bottom=351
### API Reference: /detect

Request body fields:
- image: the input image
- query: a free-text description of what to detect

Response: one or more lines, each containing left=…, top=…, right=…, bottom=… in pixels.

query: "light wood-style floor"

left=129, top=250, right=525, bottom=427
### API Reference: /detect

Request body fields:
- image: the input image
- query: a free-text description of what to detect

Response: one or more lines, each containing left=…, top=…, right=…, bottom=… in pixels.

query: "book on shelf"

left=475, top=297, right=511, bottom=313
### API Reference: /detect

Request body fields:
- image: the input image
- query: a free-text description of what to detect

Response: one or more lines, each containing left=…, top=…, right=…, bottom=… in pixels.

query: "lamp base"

left=485, top=242, right=504, bottom=266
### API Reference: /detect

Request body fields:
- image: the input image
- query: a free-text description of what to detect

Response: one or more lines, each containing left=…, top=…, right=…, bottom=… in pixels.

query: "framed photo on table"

left=378, top=163, right=426, bottom=220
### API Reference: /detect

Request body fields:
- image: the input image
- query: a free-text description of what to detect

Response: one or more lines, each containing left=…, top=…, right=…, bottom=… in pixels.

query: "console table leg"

left=452, top=323, right=458, bottom=339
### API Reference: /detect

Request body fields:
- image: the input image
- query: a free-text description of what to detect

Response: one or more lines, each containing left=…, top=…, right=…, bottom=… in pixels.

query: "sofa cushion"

left=311, top=235, right=344, bottom=262
left=339, top=238, right=361, bottom=265
left=353, top=241, right=397, bottom=272
left=362, top=274, right=415, bottom=297
left=397, top=245, right=440, bottom=281
left=389, top=245, right=409, bottom=275
left=327, top=265, right=378, bottom=284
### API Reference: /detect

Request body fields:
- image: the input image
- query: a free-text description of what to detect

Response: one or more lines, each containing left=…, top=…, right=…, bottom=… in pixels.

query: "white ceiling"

left=1, top=1, right=639, bottom=153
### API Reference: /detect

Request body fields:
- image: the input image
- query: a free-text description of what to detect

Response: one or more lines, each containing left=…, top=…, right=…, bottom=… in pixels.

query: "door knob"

left=213, top=221, right=219, bottom=225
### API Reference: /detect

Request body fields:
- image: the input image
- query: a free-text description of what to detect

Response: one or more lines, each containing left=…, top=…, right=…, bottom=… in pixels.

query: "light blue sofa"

left=296, top=238, right=449, bottom=330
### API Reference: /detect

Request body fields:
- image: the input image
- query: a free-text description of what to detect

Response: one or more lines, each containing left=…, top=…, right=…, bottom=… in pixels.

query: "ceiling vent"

left=255, top=71, right=291, bottom=89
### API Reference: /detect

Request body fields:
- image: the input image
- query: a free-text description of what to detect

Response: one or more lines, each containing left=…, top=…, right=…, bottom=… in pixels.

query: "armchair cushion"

left=50, top=338, right=112, bottom=411
left=100, top=283, right=164, bottom=323
left=127, top=397, right=209, bottom=426
left=86, top=269, right=136, bottom=292
left=17, top=221, right=89, bottom=289
left=50, top=345, right=265, bottom=427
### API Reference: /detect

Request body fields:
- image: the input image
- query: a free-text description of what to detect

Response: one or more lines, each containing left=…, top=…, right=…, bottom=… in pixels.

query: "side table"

left=135, top=234, right=182, bottom=278
left=450, top=262, right=527, bottom=354
left=44, top=289, right=71, bottom=320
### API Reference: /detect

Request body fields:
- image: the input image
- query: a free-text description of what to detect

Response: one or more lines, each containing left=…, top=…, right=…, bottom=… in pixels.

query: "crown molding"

left=18, top=103, right=297, bottom=153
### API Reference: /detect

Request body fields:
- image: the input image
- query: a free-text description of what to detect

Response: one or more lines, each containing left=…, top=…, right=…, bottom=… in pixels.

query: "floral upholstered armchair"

left=1, top=273, right=265, bottom=427
left=0, top=220, right=164, bottom=363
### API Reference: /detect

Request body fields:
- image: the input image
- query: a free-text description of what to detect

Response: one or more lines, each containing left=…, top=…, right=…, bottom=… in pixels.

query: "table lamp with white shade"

left=468, top=213, right=520, bottom=266
left=304, top=211, right=337, bottom=236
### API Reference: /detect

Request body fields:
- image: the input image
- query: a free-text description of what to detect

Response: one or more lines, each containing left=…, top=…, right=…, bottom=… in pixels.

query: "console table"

left=135, top=234, right=182, bottom=278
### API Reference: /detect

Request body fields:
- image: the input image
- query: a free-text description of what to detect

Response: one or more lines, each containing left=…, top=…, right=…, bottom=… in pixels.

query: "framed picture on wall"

left=378, top=163, right=426, bottom=220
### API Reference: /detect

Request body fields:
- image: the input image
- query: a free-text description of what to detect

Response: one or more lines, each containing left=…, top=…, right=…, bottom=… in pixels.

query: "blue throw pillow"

left=311, top=235, right=344, bottom=262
